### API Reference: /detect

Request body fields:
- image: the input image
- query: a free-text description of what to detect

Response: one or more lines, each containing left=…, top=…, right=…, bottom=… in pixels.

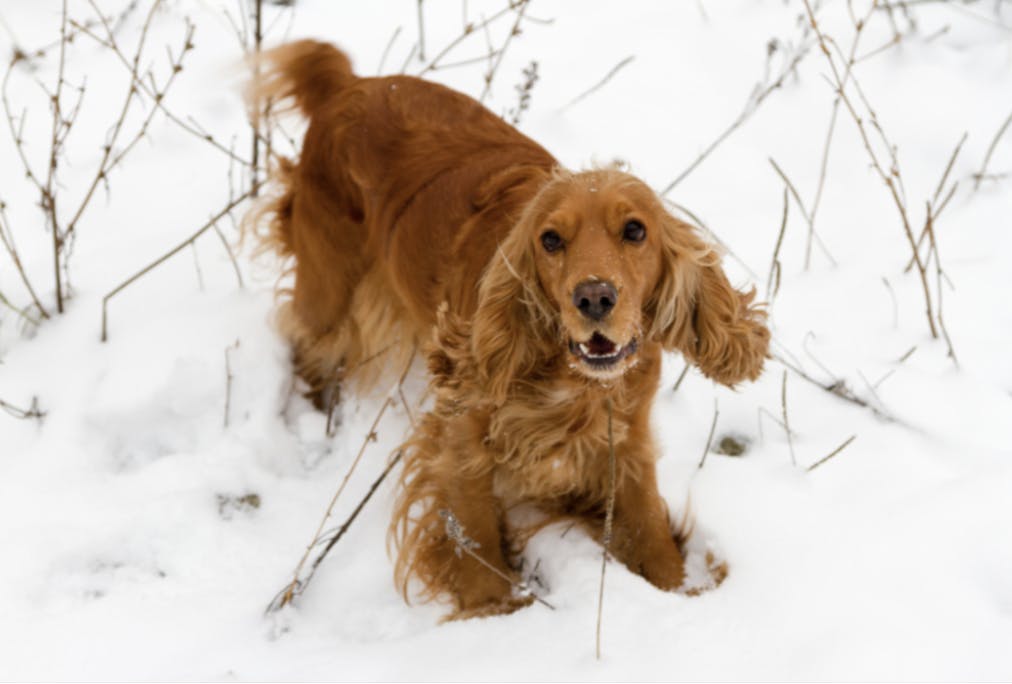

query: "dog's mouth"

left=568, top=332, right=638, bottom=372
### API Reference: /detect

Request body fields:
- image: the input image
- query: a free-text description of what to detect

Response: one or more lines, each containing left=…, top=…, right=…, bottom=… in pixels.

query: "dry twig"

left=924, top=203, right=959, bottom=366
left=973, top=108, right=1012, bottom=190
left=265, top=450, right=405, bottom=615
left=768, top=157, right=837, bottom=267
left=440, top=508, right=555, bottom=611
left=563, top=55, right=635, bottom=109
left=0, top=395, right=44, bottom=421
left=802, top=0, right=951, bottom=343
left=506, top=60, right=538, bottom=125
left=772, top=348, right=902, bottom=425
left=757, top=406, right=792, bottom=445
left=101, top=187, right=258, bottom=341
left=378, top=26, right=403, bottom=74
left=250, top=0, right=264, bottom=196
left=0, top=289, right=39, bottom=327
left=267, top=351, right=419, bottom=613
left=224, top=339, right=239, bottom=428
left=415, top=3, right=517, bottom=77
left=664, top=199, right=761, bottom=281
left=781, top=370, right=796, bottom=466
left=697, top=399, right=720, bottom=469
left=416, top=0, right=426, bottom=61
left=767, top=185, right=789, bottom=299
left=269, top=396, right=395, bottom=612
left=596, top=397, right=618, bottom=660
left=871, top=345, right=917, bottom=389
left=2, top=0, right=203, bottom=316
left=75, top=13, right=248, bottom=166
left=662, top=29, right=815, bottom=195
left=905, top=132, right=967, bottom=273
left=0, top=200, right=48, bottom=319
left=479, top=0, right=530, bottom=102
left=672, top=363, right=691, bottom=393
left=881, top=277, right=898, bottom=328
left=807, top=434, right=856, bottom=471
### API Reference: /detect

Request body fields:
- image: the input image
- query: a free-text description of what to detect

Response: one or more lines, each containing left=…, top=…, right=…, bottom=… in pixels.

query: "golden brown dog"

left=251, top=40, right=769, bottom=619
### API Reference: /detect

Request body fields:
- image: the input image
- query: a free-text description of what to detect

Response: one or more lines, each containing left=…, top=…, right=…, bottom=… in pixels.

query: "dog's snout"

left=573, top=280, right=617, bottom=321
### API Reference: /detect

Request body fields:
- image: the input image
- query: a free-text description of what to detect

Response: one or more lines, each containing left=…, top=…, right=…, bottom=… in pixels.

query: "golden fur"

left=249, top=40, right=770, bottom=619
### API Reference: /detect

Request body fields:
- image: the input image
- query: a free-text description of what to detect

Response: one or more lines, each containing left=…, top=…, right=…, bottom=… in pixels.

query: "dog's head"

left=472, top=168, right=769, bottom=403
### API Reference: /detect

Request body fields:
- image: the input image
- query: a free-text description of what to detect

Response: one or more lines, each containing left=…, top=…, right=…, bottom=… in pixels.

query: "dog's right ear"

left=471, top=223, right=557, bottom=406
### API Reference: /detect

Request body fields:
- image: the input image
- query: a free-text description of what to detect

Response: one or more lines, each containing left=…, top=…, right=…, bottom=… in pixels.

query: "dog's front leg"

left=607, top=459, right=686, bottom=591
left=437, top=466, right=531, bottom=618
left=396, top=412, right=530, bottom=618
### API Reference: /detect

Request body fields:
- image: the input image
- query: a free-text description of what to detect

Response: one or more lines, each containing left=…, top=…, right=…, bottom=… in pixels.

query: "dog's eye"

left=540, top=230, right=564, bottom=253
left=622, top=220, right=646, bottom=243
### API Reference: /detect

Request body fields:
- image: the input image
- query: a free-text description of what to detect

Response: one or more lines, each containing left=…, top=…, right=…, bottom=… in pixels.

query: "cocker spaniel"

left=251, top=40, right=769, bottom=619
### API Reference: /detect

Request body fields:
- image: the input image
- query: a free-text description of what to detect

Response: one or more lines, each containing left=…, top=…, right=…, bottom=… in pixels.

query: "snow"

left=1, top=0, right=1011, bottom=680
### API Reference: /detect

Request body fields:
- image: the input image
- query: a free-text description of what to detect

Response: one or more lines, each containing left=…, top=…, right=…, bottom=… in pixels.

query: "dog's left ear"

left=647, top=215, right=770, bottom=387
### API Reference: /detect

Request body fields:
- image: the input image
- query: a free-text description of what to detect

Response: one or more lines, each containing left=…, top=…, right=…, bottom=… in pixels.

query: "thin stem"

left=101, top=188, right=257, bottom=341
left=596, top=397, right=617, bottom=660
left=662, top=36, right=813, bottom=195
left=479, top=0, right=529, bottom=103
left=563, top=55, right=635, bottom=109
left=767, top=185, right=789, bottom=299
left=697, top=399, right=719, bottom=469
left=807, top=435, right=856, bottom=471
left=781, top=370, right=796, bottom=466
left=48, top=0, right=69, bottom=313
left=974, top=108, right=1012, bottom=191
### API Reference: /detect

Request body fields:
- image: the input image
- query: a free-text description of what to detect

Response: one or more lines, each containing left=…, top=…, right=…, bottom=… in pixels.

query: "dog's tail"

left=243, top=41, right=356, bottom=262
left=251, top=39, right=357, bottom=119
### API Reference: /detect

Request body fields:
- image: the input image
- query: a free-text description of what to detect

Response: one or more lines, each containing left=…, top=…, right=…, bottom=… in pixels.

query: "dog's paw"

left=442, top=593, right=535, bottom=622
left=637, top=541, right=687, bottom=592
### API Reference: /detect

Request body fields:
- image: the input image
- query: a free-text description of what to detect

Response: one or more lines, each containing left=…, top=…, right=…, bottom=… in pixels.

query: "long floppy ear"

left=471, top=222, right=557, bottom=406
left=647, top=215, right=770, bottom=387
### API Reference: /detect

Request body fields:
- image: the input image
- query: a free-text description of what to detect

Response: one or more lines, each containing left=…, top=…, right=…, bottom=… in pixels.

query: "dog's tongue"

left=588, top=332, right=617, bottom=355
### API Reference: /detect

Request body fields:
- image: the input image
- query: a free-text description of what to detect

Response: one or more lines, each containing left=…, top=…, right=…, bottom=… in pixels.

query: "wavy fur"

left=249, top=40, right=769, bottom=619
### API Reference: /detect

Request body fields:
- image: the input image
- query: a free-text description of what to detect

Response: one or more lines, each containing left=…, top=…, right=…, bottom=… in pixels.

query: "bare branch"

left=224, top=339, right=239, bottom=428
left=67, top=1, right=171, bottom=241
left=416, top=0, right=426, bottom=61
left=974, top=108, right=1012, bottom=191
left=101, top=188, right=258, bottom=341
left=563, top=55, right=634, bottom=109
left=662, top=34, right=813, bottom=195
left=212, top=221, right=245, bottom=289
left=772, top=350, right=903, bottom=425
left=377, top=26, right=402, bottom=74
left=766, top=186, right=788, bottom=299
left=697, top=399, right=720, bottom=469
left=415, top=3, right=516, bottom=77
left=802, top=0, right=940, bottom=340
left=781, top=370, right=796, bottom=467
left=663, top=199, right=761, bottom=281
left=46, top=0, right=70, bottom=313
left=0, top=200, right=49, bottom=319
left=807, top=434, right=856, bottom=472
left=0, top=395, right=45, bottom=421
left=479, top=0, right=530, bottom=103
left=671, top=363, right=691, bottom=393
left=596, top=397, right=618, bottom=659
left=440, top=508, right=555, bottom=611
left=75, top=17, right=250, bottom=166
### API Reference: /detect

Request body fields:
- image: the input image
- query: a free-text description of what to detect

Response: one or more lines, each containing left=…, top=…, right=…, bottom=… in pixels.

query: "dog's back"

left=250, top=41, right=556, bottom=399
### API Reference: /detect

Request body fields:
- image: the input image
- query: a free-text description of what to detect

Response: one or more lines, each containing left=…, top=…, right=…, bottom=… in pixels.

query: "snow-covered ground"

left=2, top=0, right=1011, bottom=680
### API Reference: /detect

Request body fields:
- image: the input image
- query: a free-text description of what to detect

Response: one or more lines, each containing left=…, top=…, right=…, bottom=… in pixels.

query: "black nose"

left=572, top=280, right=618, bottom=321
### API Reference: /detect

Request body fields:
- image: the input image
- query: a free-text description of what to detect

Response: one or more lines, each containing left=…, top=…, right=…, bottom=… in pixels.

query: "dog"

left=250, top=40, right=769, bottom=619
